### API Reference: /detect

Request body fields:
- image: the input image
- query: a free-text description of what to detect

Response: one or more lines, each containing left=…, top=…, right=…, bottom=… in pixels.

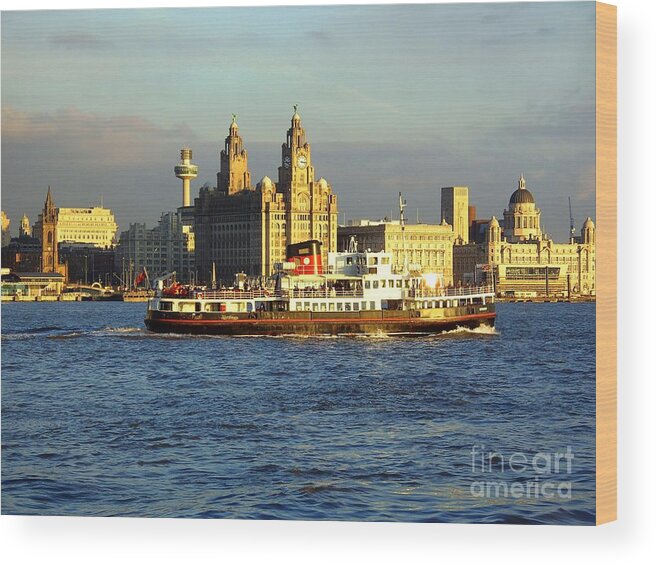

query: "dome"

left=509, top=187, right=535, bottom=204
left=317, top=177, right=328, bottom=188
left=509, top=174, right=535, bottom=205
left=583, top=217, right=595, bottom=229
left=258, top=176, right=273, bottom=188
left=489, top=216, right=500, bottom=228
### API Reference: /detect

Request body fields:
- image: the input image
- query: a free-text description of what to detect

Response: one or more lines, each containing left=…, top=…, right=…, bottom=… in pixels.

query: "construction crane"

left=568, top=197, right=576, bottom=239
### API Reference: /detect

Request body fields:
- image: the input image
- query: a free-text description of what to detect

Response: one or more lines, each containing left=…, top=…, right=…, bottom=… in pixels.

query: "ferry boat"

left=144, top=238, right=495, bottom=337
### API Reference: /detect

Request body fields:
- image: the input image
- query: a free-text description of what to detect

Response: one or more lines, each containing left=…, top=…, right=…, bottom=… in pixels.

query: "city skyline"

left=1, top=3, right=595, bottom=240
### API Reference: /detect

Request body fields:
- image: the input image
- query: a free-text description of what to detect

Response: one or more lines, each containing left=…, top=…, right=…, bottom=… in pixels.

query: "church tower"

left=217, top=115, right=251, bottom=195
left=41, top=187, right=58, bottom=273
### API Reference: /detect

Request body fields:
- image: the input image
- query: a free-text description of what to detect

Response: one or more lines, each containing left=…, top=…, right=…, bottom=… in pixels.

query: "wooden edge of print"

left=595, top=1, right=617, bottom=526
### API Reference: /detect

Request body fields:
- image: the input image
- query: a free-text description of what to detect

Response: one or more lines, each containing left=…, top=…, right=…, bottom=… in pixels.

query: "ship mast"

left=399, top=192, right=408, bottom=274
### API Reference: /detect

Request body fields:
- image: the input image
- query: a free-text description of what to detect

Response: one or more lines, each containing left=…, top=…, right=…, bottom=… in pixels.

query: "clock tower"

left=277, top=106, right=338, bottom=260
left=278, top=105, right=315, bottom=200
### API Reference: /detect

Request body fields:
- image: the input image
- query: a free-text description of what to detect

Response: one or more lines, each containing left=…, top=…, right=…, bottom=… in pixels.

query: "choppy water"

left=1, top=302, right=595, bottom=523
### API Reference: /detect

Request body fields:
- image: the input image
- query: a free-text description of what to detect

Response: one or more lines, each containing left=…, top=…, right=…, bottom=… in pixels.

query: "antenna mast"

left=399, top=192, right=408, bottom=274
left=568, top=196, right=575, bottom=240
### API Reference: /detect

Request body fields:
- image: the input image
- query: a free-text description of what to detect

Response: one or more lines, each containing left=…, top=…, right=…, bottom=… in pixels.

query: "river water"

left=1, top=301, right=595, bottom=523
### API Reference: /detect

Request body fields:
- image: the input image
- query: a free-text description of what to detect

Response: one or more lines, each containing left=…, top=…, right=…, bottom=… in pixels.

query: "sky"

left=1, top=2, right=596, bottom=240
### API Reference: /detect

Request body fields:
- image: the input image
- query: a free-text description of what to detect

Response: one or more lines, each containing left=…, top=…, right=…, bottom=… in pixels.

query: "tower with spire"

left=217, top=114, right=251, bottom=195
left=40, top=187, right=59, bottom=273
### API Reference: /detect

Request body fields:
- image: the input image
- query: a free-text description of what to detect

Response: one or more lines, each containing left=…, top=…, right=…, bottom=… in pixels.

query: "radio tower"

left=174, top=148, right=198, bottom=207
left=399, top=192, right=408, bottom=274
left=568, top=196, right=575, bottom=240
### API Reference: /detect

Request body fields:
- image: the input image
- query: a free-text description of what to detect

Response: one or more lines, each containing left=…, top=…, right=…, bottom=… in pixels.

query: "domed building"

left=452, top=175, right=596, bottom=297
left=502, top=175, right=542, bottom=242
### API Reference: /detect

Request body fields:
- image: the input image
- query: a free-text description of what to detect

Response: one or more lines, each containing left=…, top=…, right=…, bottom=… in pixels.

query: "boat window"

left=389, top=280, right=394, bottom=288
left=369, top=257, right=378, bottom=266
left=365, top=280, right=371, bottom=289
left=396, top=280, right=402, bottom=288
left=345, top=302, right=351, bottom=311
left=329, top=303, right=335, bottom=311
left=353, top=302, right=359, bottom=311
left=160, top=301, right=173, bottom=311
left=321, top=302, right=327, bottom=311
left=208, top=302, right=221, bottom=312
left=195, top=302, right=202, bottom=312
left=304, top=302, right=310, bottom=310
left=372, top=281, right=379, bottom=289
left=337, top=302, right=343, bottom=311
left=312, top=303, right=318, bottom=311
left=370, top=301, right=376, bottom=310
left=361, top=301, right=367, bottom=310
left=381, top=257, right=390, bottom=265
left=381, top=280, right=386, bottom=288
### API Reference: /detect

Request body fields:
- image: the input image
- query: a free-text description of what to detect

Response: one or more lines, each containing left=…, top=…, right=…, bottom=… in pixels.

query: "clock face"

left=297, top=154, right=308, bottom=169
left=283, top=156, right=291, bottom=169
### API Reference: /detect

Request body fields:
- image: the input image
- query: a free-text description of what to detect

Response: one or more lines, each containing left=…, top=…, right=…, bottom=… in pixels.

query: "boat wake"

left=440, top=323, right=499, bottom=336
left=4, top=324, right=498, bottom=341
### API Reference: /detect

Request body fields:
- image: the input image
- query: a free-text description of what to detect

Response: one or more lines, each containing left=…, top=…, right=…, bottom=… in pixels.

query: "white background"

left=1, top=0, right=654, bottom=562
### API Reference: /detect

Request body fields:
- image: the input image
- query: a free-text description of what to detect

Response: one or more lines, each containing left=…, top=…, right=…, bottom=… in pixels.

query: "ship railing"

left=184, top=288, right=366, bottom=300
left=283, top=288, right=364, bottom=299
left=407, top=285, right=494, bottom=299
left=189, top=289, right=274, bottom=300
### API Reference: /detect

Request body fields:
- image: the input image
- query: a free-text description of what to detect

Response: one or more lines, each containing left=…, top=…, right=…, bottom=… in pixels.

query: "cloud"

left=2, top=106, right=197, bottom=161
left=1, top=106, right=200, bottom=229
left=50, top=32, right=112, bottom=49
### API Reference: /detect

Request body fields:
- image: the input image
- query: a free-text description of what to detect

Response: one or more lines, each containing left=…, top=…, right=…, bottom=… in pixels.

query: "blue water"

left=1, top=302, right=595, bottom=523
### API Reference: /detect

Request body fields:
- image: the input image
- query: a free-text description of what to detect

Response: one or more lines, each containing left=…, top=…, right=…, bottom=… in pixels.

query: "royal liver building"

left=194, top=109, right=339, bottom=284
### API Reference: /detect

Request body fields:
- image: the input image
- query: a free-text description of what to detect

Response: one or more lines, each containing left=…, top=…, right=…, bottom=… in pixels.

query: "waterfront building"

left=194, top=109, right=339, bottom=283
left=1, top=235, right=42, bottom=273
left=1, top=271, right=65, bottom=300
left=1, top=211, right=10, bottom=247
left=4, top=188, right=69, bottom=277
left=115, top=209, right=195, bottom=285
left=337, top=220, right=455, bottom=285
left=452, top=176, right=595, bottom=296
left=441, top=186, right=469, bottom=243
left=59, top=244, right=117, bottom=286
left=34, top=205, right=118, bottom=248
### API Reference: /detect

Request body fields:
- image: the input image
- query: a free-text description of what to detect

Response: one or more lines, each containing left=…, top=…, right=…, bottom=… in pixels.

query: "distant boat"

left=123, top=289, right=155, bottom=302
left=92, top=289, right=123, bottom=301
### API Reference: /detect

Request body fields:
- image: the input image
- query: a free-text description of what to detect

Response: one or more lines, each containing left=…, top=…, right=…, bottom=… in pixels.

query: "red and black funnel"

left=286, top=240, right=323, bottom=275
